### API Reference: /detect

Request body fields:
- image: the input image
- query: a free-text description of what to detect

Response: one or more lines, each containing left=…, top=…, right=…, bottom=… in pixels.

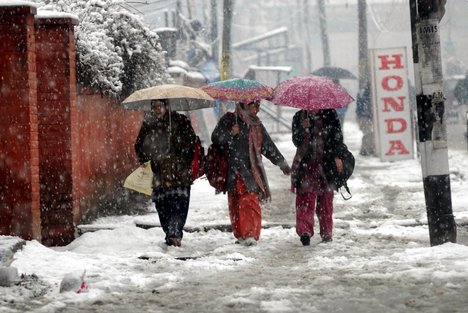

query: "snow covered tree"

left=34, top=0, right=171, bottom=98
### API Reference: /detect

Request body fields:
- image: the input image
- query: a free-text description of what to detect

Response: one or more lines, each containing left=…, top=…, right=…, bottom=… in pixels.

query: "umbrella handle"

left=301, top=110, right=310, bottom=133
left=168, top=105, right=172, bottom=153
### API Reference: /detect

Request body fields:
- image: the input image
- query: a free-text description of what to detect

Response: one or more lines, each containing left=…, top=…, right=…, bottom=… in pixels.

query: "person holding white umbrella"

left=134, top=99, right=196, bottom=247
left=125, top=84, right=215, bottom=247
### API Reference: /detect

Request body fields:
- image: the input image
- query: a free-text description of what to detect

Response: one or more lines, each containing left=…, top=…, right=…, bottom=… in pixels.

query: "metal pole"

left=303, top=0, right=313, bottom=72
left=164, top=11, right=169, bottom=27
left=357, top=0, right=375, bottom=156
left=358, top=0, right=368, bottom=86
left=317, top=0, right=331, bottom=67
left=220, top=0, right=233, bottom=81
left=210, top=0, right=218, bottom=64
left=409, top=0, right=456, bottom=246
left=186, top=0, right=193, bottom=19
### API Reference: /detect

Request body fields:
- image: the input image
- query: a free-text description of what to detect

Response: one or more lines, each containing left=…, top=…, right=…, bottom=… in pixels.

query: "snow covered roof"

left=169, top=60, right=190, bottom=70
left=168, top=66, right=188, bottom=75
left=155, top=27, right=178, bottom=33
left=186, top=71, right=205, bottom=81
left=233, top=27, right=288, bottom=49
left=248, top=65, right=292, bottom=73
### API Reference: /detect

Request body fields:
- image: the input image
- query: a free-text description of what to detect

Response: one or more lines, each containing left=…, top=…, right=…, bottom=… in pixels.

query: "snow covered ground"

left=2, top=118, right=468, bottom=313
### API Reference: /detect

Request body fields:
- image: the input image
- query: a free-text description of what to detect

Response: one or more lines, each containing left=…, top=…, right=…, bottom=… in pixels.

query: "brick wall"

left=0, top=4, right=144, bottom=246
left=0, top=5, right=41, bottom=241
left=35, top=15, right=79, bottom=246
left=74, top=87, right=143, bottom=223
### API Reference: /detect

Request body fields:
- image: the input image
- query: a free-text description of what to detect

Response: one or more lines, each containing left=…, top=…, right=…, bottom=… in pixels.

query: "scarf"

left=236, top=104, right=270, bottom=200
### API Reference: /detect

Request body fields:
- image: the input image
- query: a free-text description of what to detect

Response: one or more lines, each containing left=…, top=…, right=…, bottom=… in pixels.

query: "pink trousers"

left=296, top=190, right=334, bottom=240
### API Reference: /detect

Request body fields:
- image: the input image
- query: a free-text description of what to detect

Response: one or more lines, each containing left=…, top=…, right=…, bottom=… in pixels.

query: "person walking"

left=291, top=108, right=345, bottom=246
left=332, top=78, right=348, bottom=128
left=454, top=71, right=468, bottom=105
left=211, top=100, right=291, bottom=246
left=134, top=99, right=196, bottom=247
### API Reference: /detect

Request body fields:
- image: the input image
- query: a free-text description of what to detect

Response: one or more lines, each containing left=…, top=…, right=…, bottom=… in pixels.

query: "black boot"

left=300, top=233, right=310, bottom=246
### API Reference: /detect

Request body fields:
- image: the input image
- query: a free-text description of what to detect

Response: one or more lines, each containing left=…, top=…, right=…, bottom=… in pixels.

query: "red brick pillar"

left=35, top=14, right=79, bottom=246
left=0, top=4, right=41, bottom=241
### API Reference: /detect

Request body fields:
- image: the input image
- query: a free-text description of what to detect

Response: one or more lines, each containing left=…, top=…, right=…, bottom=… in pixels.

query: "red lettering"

left=382, top=76, right=404, bottom=91
left=378, top=54, right=404, bottom=70
left=382, top=96, right=406, bottom=112
left=385, top=140, right=410, bottom=155
left=385, top=118, right=407, bottom=133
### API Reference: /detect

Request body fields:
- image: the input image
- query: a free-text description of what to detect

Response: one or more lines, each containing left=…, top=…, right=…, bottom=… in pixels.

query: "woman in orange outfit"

left=211, top=100, right=291, bottom=246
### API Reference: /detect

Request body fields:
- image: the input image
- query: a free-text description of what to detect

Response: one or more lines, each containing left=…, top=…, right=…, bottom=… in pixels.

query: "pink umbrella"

left=271, top=75, right=354, bottom=110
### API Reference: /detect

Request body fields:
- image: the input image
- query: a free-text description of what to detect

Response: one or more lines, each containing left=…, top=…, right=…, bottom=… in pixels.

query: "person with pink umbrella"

left=290, top=108, right=345, bottom=245
left=271, top=76, right=354, bottom=246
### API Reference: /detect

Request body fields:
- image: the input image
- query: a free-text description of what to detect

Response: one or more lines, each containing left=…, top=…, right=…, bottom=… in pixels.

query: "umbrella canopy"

left=122, top=84, right=215, bottom=111
left=311, top=66, right=357, bottom=80
left=201, top=78, right=273, bottom=103
left=271, top=76, right=354, bottom=110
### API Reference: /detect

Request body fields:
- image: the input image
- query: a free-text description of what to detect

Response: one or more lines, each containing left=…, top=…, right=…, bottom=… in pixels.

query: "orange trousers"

left=228, top=177, right=261, bottom=240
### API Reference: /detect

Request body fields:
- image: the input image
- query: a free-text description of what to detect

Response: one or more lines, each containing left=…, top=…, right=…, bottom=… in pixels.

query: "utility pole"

left=409, top=0, right=456, bottom=246
left=220, top=0, right=233, bottom=81
left=358, top=0, right=369, bottom=87
left=175, top=0, right=184, bottom=41
left=317, top=0, right=330, bottom=67
left=301, top=0, right=312, bottom=75
left=297, top=0, right=305, bottom=74
left=186, top=0, right=193, bottom=19
left=357, top=0, right=375, bottom=156
left=210, top=0, right=218, bottom=64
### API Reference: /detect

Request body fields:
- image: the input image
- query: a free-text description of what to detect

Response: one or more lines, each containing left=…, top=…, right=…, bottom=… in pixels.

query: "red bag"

left=191, top=136, right=205, bottom=181
left=204, top=143, right=229, bottom=193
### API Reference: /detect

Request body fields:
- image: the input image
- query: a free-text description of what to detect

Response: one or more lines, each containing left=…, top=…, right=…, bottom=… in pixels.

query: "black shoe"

left=300, top=233, right=310, bottom=246
left=321, top=235, right=332, bottom=243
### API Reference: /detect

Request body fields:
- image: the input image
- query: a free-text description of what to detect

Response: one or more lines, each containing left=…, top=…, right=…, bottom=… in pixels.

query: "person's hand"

left=282, top=166, right=291, bottom=176
left=335, top=157, right=343, bottom=173
left=231, top=124, right=240, bottom=136
left=301, top=118, right=311, bottom=129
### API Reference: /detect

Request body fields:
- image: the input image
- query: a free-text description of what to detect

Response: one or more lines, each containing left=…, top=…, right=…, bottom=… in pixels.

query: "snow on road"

left=2, top=121, right=468, bottom=313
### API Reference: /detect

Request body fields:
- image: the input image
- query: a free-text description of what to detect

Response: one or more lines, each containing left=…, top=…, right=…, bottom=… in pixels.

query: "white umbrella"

left=122, top=84, right=215, bottom=111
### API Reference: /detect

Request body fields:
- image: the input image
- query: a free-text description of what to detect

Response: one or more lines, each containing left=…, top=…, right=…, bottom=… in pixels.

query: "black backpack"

left=323, top=144, right=355, bottom=200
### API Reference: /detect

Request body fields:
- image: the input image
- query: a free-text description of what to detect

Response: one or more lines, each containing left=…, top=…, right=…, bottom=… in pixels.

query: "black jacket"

left=135, top=112, right=196, bottom=188
left=292, top=109, right=347, bottom=187
left=211, top=112, right=289, bottom=194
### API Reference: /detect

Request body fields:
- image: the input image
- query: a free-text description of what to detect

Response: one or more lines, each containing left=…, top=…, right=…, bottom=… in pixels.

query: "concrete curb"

left=77, top=219, right=468, bottom=236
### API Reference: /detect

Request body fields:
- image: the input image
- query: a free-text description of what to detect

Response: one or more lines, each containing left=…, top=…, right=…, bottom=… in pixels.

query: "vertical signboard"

left=370, top=47, right=414, bottom=161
